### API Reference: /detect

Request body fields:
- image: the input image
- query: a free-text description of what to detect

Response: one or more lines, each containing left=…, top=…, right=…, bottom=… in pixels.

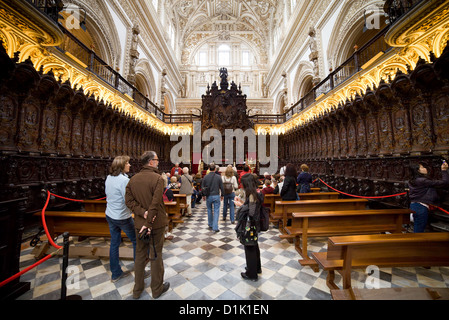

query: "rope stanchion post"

left=0, top=191, right=105, bottom=297
left=60, top=231, right=82, bottom=300
left=60, top=231, right=69, bottom=300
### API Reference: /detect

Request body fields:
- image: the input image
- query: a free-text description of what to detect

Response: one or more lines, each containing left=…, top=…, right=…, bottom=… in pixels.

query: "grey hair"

left=140, top=150, right=157, bottom=166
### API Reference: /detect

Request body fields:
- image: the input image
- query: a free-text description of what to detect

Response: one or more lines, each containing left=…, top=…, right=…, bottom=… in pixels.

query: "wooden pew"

left=174, top=194, right=188, bottom=215
left=312, top=232, right=449, bottom=290
left=282, top=208, right=412, bottom=270
left=164, top=201, right=183, bottom=231
left=83, top=199, right=106, bottom=212
left=35, top=210, right=124, bottom=239
left=310, top=188, right=321, bottom=192
left=331, top=287, right=449, bottom=300
left=33, top=210, right=135, bottom=260
left=272, top=198, right=368, bottom=234
left=263, top=192, right=340, bottom=216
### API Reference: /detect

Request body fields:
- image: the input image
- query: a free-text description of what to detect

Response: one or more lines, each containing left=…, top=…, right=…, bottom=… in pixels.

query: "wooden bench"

left=164, top=201, right=184, bottom=231
left=331, top=287, right=449, bottom=300
left=312, top=232, right=449, bottom=290
left=35, top=210, right=124, bottom=239
left=263, top=192, right=340, bottom=214
left=272, top=198, right=368, bottom=234
left=174, top=194, right=188, bottom=215
left=83, top=200, right=106, bottom=212
left=281, top=208, right=412, bottom=270
left=32, top=210, right=134, bottom=260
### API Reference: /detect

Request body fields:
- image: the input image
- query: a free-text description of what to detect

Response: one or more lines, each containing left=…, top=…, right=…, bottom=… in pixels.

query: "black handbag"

left=240, top=218, right=258, bottom=246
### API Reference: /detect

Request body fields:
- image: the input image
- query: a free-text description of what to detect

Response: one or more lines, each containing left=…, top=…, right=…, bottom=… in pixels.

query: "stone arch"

left=327, top=1, right=386, bottom=69
left=292, top=61, right=315, bottom=102
left=135, top=59, right=157, bottom=101
left=274, top=90, right=287, bottom=114
left=61, top=0, right=122, bottom=67
left=163, top=91, right=175, bottom=114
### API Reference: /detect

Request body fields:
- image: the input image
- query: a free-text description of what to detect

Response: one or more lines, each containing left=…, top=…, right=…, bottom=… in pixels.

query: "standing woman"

left=281, top=163, right=298, bottom=200
left=222, top=165, right=239, bottom=223
left=234, top=173, right=262, bottom=281
left=105, top=155, right=137, bottom=282
left=408, top=161, right=449, bottom=233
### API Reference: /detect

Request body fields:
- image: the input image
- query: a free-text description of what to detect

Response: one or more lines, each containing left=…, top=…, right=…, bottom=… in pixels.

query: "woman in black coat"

left=234, top=173, right=262, bottom=281
left=408, top=161, right=448, bottom=232
left=281, top=163, right=298, bottom=200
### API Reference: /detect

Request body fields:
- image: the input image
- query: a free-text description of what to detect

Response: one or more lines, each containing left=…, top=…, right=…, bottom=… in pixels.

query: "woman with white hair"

left=179, top=167, right=194, bottom=217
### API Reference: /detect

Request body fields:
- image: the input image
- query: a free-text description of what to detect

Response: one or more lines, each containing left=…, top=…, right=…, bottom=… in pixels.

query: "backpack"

left=163, top=187, right=169, bottom=202
left=223, top=177, right=233, bottom=195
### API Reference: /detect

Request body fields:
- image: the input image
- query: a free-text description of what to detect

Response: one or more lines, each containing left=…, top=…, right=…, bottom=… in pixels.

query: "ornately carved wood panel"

left=17, top=95, right=41, bottom=153
left=0, top=93, right=18, bottom=151
left=431, top=90, right=449, bottom=151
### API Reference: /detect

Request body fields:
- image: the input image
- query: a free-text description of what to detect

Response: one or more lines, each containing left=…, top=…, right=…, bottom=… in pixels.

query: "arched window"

left=218, top=44, right=230, bottom=66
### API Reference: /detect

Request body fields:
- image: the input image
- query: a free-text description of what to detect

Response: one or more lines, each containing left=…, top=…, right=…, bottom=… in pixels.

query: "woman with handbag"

left=234, top=173, right=262, bottom=281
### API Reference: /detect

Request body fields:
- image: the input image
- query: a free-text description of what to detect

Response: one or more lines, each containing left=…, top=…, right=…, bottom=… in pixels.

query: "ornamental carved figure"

left=201, top=68, right=253, bottom=134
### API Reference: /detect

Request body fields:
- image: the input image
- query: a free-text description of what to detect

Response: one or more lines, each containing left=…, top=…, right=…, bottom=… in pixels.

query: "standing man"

left=125, top=151, right=170, bottom=299
left=202, top=163, right=224, bottom=232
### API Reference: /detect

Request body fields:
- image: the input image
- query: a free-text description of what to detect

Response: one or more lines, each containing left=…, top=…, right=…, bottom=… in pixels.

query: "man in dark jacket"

left=202, top=163, right=224, bottom=232
left=126, top=151, right=169, bottom=299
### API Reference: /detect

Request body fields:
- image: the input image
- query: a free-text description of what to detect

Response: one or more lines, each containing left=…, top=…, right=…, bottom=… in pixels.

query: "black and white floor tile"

left=16, top=201, right=449, bottom=300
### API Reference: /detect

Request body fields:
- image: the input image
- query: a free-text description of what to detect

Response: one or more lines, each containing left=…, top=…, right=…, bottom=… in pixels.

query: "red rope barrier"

left=0, top=191, right=106, bottom=288
left=317, top=178, right=408, bottom=199
left=433, top=206, right=449, bottom=215
left=0, top=253, right=54, bottom=288
left=42, top=191, right=63, bottom=250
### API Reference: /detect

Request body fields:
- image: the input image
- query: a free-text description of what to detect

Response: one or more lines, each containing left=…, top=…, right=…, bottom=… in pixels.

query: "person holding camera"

left=408, top=160, right=449, bottom=233
left=125, top=151, right=170, bottom=299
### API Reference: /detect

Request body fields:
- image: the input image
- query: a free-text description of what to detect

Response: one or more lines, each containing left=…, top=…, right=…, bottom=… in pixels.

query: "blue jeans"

left=191, top=189, right=200, bottom=208
left=206, top=195, right=221, bottom=231
left=105, top=215, right=137, bottom=279
left=410, top=202, right=429, bottom=233
left=223, top=192, right=235, bottom=222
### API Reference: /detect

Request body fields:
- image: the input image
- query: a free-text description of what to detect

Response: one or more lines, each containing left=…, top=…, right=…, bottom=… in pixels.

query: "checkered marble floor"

left=16, top=201, right=449, bottom=300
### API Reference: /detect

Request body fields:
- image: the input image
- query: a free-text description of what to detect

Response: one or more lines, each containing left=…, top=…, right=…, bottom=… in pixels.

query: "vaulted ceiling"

left=165, top=0, right=283, bottom=65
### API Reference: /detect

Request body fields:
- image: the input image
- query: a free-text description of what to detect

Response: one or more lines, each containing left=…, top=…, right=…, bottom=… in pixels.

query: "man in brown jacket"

left=125, top=151, right=169, bottom=299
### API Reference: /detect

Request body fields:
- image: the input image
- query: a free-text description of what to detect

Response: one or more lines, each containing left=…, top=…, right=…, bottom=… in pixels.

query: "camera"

left=139, top=228, right=151, bottom=243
